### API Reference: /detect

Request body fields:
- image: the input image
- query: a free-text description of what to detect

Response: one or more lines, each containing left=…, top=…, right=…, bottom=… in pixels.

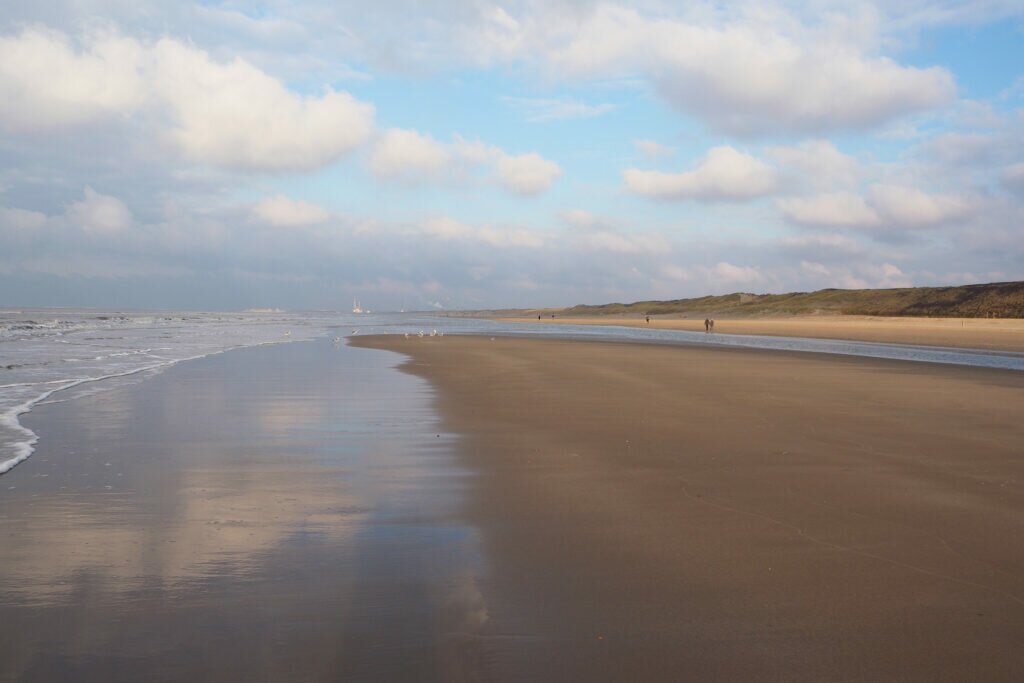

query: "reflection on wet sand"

left=0, top=340, right=484, bottom=682
left=3, top=466, right=366, bottom=605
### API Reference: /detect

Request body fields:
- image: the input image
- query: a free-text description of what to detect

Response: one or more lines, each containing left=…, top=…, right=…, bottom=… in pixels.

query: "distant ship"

left=352, top=298, right=363, bottom=314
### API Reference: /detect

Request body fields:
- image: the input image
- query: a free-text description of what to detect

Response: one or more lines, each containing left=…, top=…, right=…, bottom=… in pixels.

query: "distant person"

left=537, top=315, right=541, bottom=320
left=710, top=318, right=715, bottom=332
left=704, top=318, right=710, bottom=332
left=646, top=315, right=650, bottom=324
left=551, top=314, right=555, bottom=319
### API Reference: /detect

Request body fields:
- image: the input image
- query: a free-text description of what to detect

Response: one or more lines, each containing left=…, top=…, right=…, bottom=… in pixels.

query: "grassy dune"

left=546, top=281, right=1024, bottom=319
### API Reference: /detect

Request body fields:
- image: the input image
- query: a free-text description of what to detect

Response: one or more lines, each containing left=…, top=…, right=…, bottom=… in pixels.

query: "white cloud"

left=0, top=27, right=147, bottom=131
left=916, top=132, right=997, bottom=165
left=151, top=39, right=373, bottom=171
left=421, top=216, right=544, bottom=248
left=548, top=6, right=955, bottom=135
left=778, top=192, right=880, bottom=227
left=1003, top=163, right=1024, bottom=194
left=69, top=187, right=132, bottom=235
left=867, top=184, right=972, bottom=228
left=252, top=195, right=330, bottom=227
left=368, top=131, right=560, bottom=195
left=661, top=264, right=694, bottom=282
left=582, top=231, right=669, bottom=254
left=779, top=232, right=866, bottom=257
left=369, top=128, right=451, bottom=180
left=779, top=185, right=972, bottom=229
left=712, top=261, right=763, bottom=285
left=862, top=262, right=912, bottom=288
left=496, top=152, right=561, bottom=195
left=501, top=95, right=615, bottom=122
left=624, top=146, right=778, bottom=201
left=634, top=139, right=675, bottom=158
left=561, top=209, right=596, bottom=229
left=0, top=28, right=375, bottom=171
left=0, top=206, right=47, bottom=231
left=192, top=5, right=307, bottom=43
left=767, top=140, right=860, bottom=190
left=800, top=260, right=831, bottom=277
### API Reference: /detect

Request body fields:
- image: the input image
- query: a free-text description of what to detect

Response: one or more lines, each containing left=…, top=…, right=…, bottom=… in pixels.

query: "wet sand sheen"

left=0, top=340, right=485, bottom=682
left=499, top=315, right=1024, bottom=353
left=353, top=334, right=1024, bottom=682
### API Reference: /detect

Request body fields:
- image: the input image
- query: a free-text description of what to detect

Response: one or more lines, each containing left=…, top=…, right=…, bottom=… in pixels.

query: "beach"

left=4, top=329, right=1023, bottom=681
left=0, top=339, right=484, bottom=682
left=500, top=315, right=1024, bottom=353
left=354, top=334, right=1024, bottom=681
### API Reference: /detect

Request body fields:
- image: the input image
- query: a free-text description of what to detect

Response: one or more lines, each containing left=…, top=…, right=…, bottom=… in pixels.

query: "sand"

left=353, top=334, right=1024, bottom=681
left=0, top=340, right=483, bottom=682
left=499, top=315, right=1024, bottom=353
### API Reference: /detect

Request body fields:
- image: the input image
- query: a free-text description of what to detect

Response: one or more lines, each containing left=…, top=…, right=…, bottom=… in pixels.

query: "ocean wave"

left=0, top=310, right=336, bottom=476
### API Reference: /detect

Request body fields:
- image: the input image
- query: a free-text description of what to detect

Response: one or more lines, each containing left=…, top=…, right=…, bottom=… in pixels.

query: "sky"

left=1, top=1, right=1022, bottom=311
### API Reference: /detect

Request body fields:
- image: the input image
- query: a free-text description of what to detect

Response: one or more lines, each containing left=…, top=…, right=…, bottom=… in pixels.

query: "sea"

left=3, top=307, right=1023, bottom=476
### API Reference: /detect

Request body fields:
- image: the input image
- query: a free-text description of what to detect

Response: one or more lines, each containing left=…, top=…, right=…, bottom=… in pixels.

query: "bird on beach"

left=430, top=329, right=437, bottom=337
left=418, top=330, right=424, bottom=338
left=404, top=332, right=410, bottom=339
left=351, top=329, right=359, bottom=335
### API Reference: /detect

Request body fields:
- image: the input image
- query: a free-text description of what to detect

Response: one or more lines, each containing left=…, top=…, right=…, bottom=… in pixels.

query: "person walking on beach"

left=704, top=318, right=710, bottom=332
left=646, top=315, right=650, bottom=325
left=710, top=318, right=715, bottom=332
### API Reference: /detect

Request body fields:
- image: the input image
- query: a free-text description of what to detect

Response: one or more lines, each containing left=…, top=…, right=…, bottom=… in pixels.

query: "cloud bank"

left=0, top=27, right=374, bottom=171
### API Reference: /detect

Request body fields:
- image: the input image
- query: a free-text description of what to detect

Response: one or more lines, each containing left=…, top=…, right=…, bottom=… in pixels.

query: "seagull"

left=418, top=330, right=425, bottom=338
left=284, top=331, right=291, bottom=336
left=351, top=329, right=359, bottom=335
left=430, top=329, right=437, bottom=337
left=404, top=332, right=410, bottom=340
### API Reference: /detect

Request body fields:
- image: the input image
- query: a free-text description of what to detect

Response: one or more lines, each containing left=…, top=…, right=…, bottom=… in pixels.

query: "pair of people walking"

left=704, top=317, right=715, bottom=332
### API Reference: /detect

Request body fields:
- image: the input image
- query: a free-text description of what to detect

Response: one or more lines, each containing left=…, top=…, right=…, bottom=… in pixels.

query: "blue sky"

left=1, top=1, right=1022, bottom=310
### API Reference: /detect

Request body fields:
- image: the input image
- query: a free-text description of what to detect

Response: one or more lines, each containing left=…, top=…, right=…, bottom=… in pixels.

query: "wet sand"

left=500, top=315, right=1024, bottom=353
left=0, top=340, right=484, bottom=682
left=353, top=335, right=1024, bottom=681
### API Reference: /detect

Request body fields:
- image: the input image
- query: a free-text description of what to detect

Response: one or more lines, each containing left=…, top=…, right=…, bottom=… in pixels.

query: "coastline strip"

left=497, top=315, right=1024, bottom=353
left=0, top=338, right=302, bottom=476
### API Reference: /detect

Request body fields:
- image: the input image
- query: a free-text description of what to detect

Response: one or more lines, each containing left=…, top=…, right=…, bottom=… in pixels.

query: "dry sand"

left=500, top=315, right=1024, bottom=353
left=353, top=335, right=1024, bottom=681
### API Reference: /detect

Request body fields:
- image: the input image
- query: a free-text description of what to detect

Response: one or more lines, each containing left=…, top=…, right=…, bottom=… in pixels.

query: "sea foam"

left=0, top=309, right=336, bottom=476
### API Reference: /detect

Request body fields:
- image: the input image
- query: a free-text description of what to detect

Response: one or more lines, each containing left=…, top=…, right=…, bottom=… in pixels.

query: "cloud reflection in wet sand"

left=2, top=466, right=367, bottom=604
left=0, top=340, right=485, bottom=681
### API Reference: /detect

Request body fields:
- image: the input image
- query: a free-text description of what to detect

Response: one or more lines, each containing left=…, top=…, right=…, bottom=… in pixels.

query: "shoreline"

left=0, top=340, right=484, bottom=681
left=352, top=334, right=1024, bottom=681
left=495, top=315, right=1024, bottom=353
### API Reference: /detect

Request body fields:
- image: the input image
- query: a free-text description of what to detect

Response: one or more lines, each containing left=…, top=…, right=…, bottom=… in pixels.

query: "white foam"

left=0, top=309, right=333, bottom=477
